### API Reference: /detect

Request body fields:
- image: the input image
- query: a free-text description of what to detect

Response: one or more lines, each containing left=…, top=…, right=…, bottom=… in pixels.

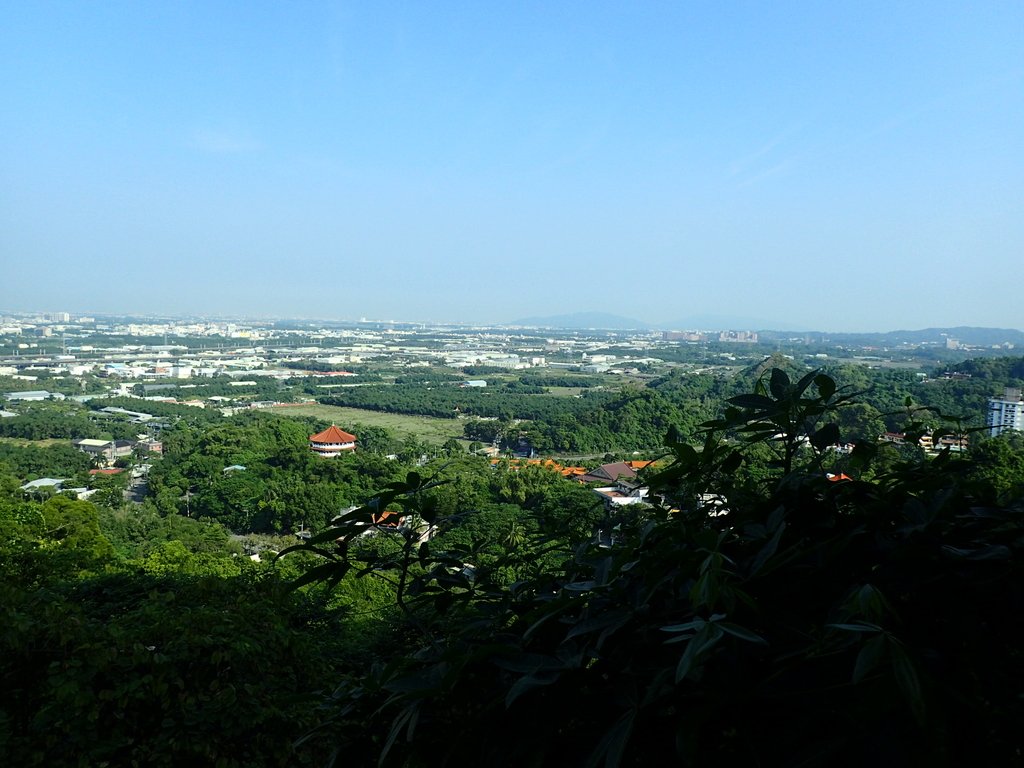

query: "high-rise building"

left=986, top=387, right=1024, bottom=437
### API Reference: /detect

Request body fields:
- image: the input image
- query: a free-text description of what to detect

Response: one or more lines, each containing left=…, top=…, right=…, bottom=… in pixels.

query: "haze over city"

left=2, top=2, right=1022, bottom=330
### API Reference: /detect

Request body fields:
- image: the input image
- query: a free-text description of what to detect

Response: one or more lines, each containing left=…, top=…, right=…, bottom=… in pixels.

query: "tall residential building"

left=986, top=387, right=1024, bottom=437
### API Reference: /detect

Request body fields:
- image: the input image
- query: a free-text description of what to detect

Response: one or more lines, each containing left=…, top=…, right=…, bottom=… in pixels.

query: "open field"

left=0, top=437, right=67, bottom=448
left=270, top=403, right=466, bottom=443
left=833, top=357, right=926, bottom=370
left=543, top=386, right=586, bottom=397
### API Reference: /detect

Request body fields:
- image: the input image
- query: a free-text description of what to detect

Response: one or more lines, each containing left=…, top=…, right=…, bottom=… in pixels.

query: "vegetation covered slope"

left=287, top=369, right=1024, bottom=766
left=2, top=365, right=1023, bottom=766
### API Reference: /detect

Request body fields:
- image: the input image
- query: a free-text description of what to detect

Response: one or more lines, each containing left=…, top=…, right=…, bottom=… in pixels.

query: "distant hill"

left=760, top=326, right=1024, bottom=347
left=502, top=315, right=1023, bottom=343
left=506, top=312, right=652, bottom=330
left=881, top=327, right=1024, bottom=346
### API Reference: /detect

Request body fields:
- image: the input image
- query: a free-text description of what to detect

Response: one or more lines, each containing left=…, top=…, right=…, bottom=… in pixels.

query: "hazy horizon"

left=3, top=3, right=1022, bottom=331
left=4, top=305, right=1023, bottom=338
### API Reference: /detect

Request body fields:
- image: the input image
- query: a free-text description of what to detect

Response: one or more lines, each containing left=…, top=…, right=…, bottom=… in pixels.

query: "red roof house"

left=309, top=425, right=357, bottom=457
left=578, top=462, right=638, bottom=485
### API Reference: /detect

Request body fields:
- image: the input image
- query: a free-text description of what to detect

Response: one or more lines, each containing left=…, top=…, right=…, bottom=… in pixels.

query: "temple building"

left=309, top=424, right=357, bottom=457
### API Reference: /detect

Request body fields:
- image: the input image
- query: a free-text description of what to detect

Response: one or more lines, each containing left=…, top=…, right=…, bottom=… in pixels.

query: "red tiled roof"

left=489, top=458, right=591, bottom=477
left=310, top=425, right=357, bottom=444
left=89, top=468, right=125, bottom=475
left=579, top=462, right=637, bottom=484
left=626, top=460, right=655, bottom=470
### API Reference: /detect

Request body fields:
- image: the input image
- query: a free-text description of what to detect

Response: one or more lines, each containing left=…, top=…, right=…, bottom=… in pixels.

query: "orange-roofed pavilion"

left=310, top=424, right=357, bottom=457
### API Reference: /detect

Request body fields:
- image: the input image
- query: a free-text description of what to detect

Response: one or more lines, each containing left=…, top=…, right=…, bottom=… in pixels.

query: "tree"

left=1, top=496, right=115, bottom=586
left=441, top=438, right=463, bottom=455
left=966, top=432, right=1024, bottom=504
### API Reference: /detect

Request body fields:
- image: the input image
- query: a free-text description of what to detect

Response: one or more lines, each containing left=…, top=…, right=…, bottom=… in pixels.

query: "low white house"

left=73, top=438, right=135, bottom=464
left=21, top=478, right=67, bottom=493
left=4, top=390, right=65, bottom=401
left=592, top=479, right=650, bottom=508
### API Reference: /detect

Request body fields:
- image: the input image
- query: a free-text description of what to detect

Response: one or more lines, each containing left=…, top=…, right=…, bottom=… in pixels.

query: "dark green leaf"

left=567, top=611, right=631, bottom=641
left=720, top=450, right=743, bottom=473
left=795, top=370, right=819, bottom=397
left=289, top=561, right=348, bottom=591
left=563, top=580, right=597, bottom=592
left=815, top=374, right=836, bottom=401
left=728, top=394, right=774, bottom=409
left=810, top=423, right=841, bottom=451
left=890, top=642, right=926, bottom=726
left=852, top=634, right=887, bottom=683
left=661, top=618, right=706, bottom=634
left=718, top=622, right=767, bottom=645
left=585, top=710, right=636, bottom=768
left=769, top=368, right=791, bottom=400
left=433, top=591, right=454, bottom=615
left=379, top=705, right=419, bottom=766
left=828, top=622, right=883, bottom=633
left=302, top=525, right=349, bottom=546
left=850, top=440, right=878, bottom=468
left=505, top=672, right=560, bottom=708
left=675, top=623, right=724, bottom=682
left=750, top=520, right=785, bottom=576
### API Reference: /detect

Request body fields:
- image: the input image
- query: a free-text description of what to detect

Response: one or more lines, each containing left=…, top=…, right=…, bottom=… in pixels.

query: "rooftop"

left=310, top=424, right=357, bottom=444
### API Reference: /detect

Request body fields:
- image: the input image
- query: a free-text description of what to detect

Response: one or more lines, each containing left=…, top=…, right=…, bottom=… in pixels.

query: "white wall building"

left=4, top=390, right=64, bottom=401
left=987, top=387, right=1024, bottom=437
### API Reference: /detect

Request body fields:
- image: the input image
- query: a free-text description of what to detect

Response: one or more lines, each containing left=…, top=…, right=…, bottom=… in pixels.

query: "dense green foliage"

left=320, top=355, right=1024, bottom=453
left=1, top=571, right=336, bottom=767
left=0, top=401, right=143, bottom=441
left=89, top=396, right=224, bottom=424
left=323, top=377, right=723, bottom=453
left=321, top=382, right=618, bottom=421
left=0, top=462, right=392, bottom=767
left=0, top=410, right=609, bottom=766
left=288, top=369, right=1024, bottom=766
left=0, top=441, right=94, bottom=479
left=146, top=414, right=409, bottom=532
left=2, top=357, right=1023, bottom=766
left=938, top=355, right=1024, bottom=382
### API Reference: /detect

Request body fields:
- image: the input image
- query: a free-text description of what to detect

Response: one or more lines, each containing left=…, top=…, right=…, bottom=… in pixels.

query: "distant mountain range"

left=762, top=327, right=1024, bottom=347
left=505, top=313, right=1024, bottom=347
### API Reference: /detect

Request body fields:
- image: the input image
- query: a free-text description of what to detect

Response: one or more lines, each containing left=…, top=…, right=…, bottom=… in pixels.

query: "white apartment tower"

left=986, top=387, right=1024, bottom=436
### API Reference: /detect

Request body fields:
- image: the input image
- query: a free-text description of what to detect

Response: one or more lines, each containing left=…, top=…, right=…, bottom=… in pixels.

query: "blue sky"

left=2, top=1, right=1022, bottom=330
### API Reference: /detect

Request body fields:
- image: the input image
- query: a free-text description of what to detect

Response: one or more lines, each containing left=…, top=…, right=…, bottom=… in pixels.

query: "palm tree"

left=503, top=520, right=526, bottom=550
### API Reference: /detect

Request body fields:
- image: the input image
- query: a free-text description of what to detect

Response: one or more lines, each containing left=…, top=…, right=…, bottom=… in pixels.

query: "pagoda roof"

left=310, top=425, right=357, bottom=444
